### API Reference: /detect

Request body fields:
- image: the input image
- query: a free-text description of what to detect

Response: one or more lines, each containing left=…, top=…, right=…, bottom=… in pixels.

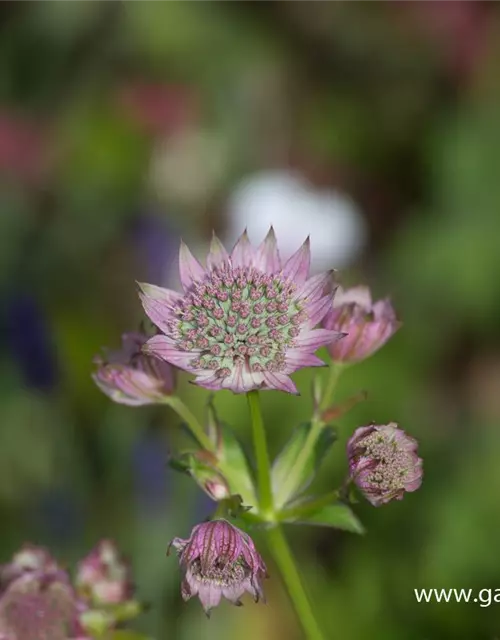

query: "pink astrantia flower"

left=76, top=540, right=132, bottom=607
left=0, top=548, right=80, bottom=640
left=139, top=229, right=342, bottom=394
left=92, top=332, right=176, bottom=405
left=347, top=423, right=423, bottom=507
left=323, top=286, right=400, bottom=363
left=168, top=519, right=267, bottom=615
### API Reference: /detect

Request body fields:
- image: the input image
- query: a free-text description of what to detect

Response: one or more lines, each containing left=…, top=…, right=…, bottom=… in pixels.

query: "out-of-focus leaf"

left=283, top=503, right=364, bottom=534
left=272, top=422, right=337, bottom=509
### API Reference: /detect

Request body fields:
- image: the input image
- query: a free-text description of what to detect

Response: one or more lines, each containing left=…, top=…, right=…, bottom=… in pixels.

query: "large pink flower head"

left=168, top=519, right=267, bottom=615
left=323, top=286, right=401, bottom=363
left=76, top=540, right=133, bottom=607
left=140, top=229, right=341, bottom=394
left=92, top=332, right=176, bottom=405
left=347, top=423, right=423, bottom=507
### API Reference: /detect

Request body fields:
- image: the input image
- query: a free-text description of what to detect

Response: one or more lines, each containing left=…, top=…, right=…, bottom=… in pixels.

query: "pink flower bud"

left=323, top=286, right=401, bottom=363
left=347, top=423, right=423, bottom=506
left=93, top=332, right=176, bottom=405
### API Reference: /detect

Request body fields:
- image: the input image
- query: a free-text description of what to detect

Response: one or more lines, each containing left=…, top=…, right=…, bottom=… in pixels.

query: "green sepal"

left=272, top=422, right=337, bottom=508
left=169, top=450, right=230, bottom=501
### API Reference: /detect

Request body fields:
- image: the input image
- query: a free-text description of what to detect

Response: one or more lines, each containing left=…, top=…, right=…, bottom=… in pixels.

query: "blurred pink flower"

left=396, top=1, right=490, bottom=84
left=0, top=547, right=81, bottom=640
left=92, top=332, right=176, bottom=405
left=0, top=111, right=48, bottom=184
left=323, top=286, right=400, bottom=363
left=168, top=519, right=267, bottom=615
left=76, top=540, right=132, bottom=607
left=118, top=82, right=197, bottom=135
left=347, top=423, right=423, bottom=507
left=140, top=228, right=343, bottom=394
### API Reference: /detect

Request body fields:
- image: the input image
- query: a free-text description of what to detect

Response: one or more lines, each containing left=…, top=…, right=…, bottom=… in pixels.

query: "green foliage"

left=272, top=423, right=337, bottom=509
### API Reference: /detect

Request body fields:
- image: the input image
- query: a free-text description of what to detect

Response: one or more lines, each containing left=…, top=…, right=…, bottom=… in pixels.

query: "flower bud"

left=168, top=519, right=267, bottom=615
left=347, top=423, right=423, bottom=506
left=323, top=286, right=400, bottom=363
left=76, top=540, right=132, bottom=606
left=92, top=332, right=176, bottom=405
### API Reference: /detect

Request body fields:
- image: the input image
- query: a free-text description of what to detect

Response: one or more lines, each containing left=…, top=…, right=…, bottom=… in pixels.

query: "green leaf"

left=272, top=422, right=337, bottom=508
left=206, top=400, right=256, bottom=505
left=283, top=503, right=364, bottom=534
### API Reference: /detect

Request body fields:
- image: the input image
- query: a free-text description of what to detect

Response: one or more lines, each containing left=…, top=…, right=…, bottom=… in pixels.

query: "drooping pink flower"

left=0, top=548, right=80, bottom=640
left=347, top=423, right=423, bottom=507
left=92, top=332, right=176, bottom=405
left=322, top=286, right=400, bottom=363
left=168, top=519, right=267, bottom=615
left=75, top=540, right=132, bottom=607
left=139, top=229, right=342, bottom=394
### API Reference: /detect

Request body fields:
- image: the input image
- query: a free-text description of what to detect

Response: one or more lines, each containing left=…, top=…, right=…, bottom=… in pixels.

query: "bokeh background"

left=1, top=2, right=500, bottom=639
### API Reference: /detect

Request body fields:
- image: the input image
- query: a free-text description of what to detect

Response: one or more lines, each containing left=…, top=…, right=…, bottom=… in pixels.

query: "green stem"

left=319, top=362, right=343, bottom=412
left=162, top=396, right=214, bottom=452
left=276, top=363, right=343, bottom=507
left=246, top=390, right=273, bottom=515
left=266, top=525, right=325, bottom=640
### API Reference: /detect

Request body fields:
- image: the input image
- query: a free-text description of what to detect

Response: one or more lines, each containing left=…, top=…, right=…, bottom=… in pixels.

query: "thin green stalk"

left=319, top=362, right=343, bottom=412
left=162, top=396, right=214, bottom=452
left=266, top=525, right=325, bottom=640
left=246, top=390, right=273, bottom=515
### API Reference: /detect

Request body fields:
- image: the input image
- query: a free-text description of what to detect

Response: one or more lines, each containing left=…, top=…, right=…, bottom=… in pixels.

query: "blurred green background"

left=1, top=2, right=500, bottom=639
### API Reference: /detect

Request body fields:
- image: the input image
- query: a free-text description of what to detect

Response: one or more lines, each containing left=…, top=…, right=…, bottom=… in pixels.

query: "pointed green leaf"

left=272, top=422, right=337, bottom=508
left=283, top=503, right=364, bottom=534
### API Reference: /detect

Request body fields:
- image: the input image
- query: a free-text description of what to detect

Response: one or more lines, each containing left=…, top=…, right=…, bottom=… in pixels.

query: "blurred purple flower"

left=76, top=540, right=132, bottom=607
left=3, top=293, right=59, bottom=391
left=132, top=430, right=170, bottom=513
left=347, top=423, right=423, bottom=506
left=140, top=228, right=342, bottom=394
left=168, top=519, right=267, bottom=615
left=323, top=286, right=400, bottom=363
left=128, top=213, right=179, bottom=286
left=93, top=332, right=176, bottom=406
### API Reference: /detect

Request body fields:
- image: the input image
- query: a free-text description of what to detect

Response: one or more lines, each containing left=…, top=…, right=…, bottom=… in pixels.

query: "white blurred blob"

left=226, top=171, right=367, bottom=271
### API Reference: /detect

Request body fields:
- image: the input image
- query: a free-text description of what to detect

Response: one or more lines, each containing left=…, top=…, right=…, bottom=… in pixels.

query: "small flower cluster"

left=347, top=423, right=423, bottom=506
left=0, top=541, right=139, bottom=640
